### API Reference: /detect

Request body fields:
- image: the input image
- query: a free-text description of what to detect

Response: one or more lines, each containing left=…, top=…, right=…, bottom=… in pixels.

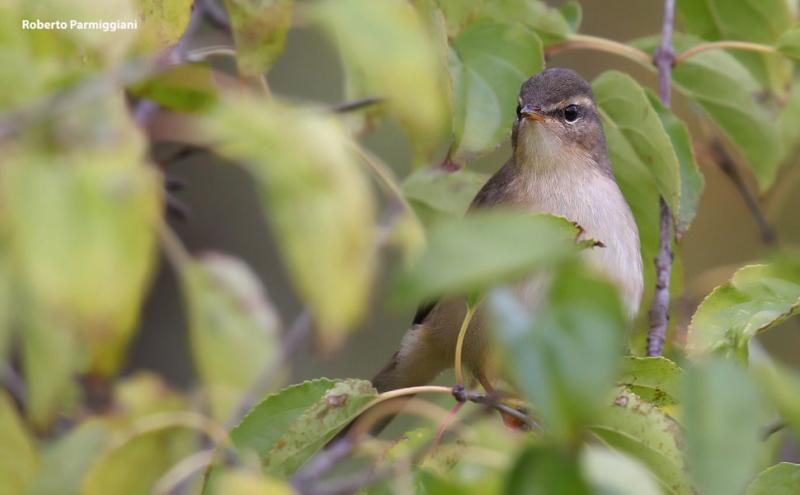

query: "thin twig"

left=545, top=34, right=653, bottom=67
left=674, top=40, right=778, bottom=66
left=647, top=0, right=676, bottom=358
left=330, top=97, right=384, bottom=114
left=200, top=0, right=230, bottom=30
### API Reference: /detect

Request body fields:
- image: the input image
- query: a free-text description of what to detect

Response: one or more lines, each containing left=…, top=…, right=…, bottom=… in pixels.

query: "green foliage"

left=0, top=393, right=38, bottom=495
left=777, top=26, right=800, bottom=61
left=505, top=445, right=591, bottom=494
left=618, top=356, right=681, bottom=406
left=224, top=0, right=293, bottom=77
left=746, top=463, right=800, bottom=495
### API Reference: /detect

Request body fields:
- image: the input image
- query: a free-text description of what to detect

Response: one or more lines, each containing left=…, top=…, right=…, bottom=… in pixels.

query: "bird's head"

left=512, top=68, right=607, bottom=171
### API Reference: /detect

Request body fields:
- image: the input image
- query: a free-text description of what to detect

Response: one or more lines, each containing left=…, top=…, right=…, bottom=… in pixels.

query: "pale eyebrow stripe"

left=541, top=96, right=596, bottom=112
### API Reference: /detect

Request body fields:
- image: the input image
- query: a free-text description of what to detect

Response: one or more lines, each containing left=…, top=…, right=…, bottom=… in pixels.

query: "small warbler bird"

left=361, top=68, right=642, bottom=434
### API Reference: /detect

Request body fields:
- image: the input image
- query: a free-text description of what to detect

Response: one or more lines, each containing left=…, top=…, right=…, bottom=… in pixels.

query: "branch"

left=330, top=97, right=384, bottom=114
left=647, top=0, right=676, bottom=358
left=674, top=41, right=777, bottom=66
left=545, top=34, right=653, bottom=67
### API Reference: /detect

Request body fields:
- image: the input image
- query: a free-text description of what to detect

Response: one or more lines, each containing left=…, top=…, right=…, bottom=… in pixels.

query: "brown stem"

left=674, top=41, right=778, bottom=66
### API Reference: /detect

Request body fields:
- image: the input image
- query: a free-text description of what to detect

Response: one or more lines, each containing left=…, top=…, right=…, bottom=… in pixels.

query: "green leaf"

left=182, top=253, right=281, bottom=423
left=682, top=359, right=766, bottom=495
left=746, top=463, right=800, bottom=495
left=480, top=0, right=572, bottom=45
left=506, top=445, right=591, bottom=495
left=645, top=91, right=704, bottom=238
left=633, top=34, right=784, bottom=191
left=128, top=63, right=218, bottom=112
left=581, top=446, right=662, bottom=495
left=491, top=262, right=626, bottom=444
left=311, top=0, right=448, bottom=158
left=402, top=167, right=488, bottom=219
left=28, top=420, right=110, bottom=495
left=205, top=97, right=376, bottom=352
left=229, top=379, right=377, bottom=476
left=590, top=388, right=692, bottom=495
left=687, top=259, right=800, bottom=359
left=777, top=26, right=800, bottom=60
left=134, top=0, right=193, bottom=54
left=224, top=0, right=292, bottom=77
left=592, top=71, right=681, bottom=217
left=558, top=1, right=582, bottom=34
left=393, top=211, right=583, bottom=304
left=0, top=392, right=38, bottom=495
left=618, top=356, right=682, bottom=406
left=676, top=0, right=792, bottom=91
left=753, top=364, right=800, bottom=441
left=210, top=470, right=295, bottom=495
left=449, top=18, right=543, bottom=162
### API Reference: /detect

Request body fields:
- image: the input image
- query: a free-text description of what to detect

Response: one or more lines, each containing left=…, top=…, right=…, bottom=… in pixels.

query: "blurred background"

left=132, top=0, right=800, bottom=390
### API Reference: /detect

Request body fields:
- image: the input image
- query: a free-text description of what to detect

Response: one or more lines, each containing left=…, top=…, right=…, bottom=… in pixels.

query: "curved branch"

left=546, top=34, right=652, bottom=67
left=674, top=41, right=778, bottom=65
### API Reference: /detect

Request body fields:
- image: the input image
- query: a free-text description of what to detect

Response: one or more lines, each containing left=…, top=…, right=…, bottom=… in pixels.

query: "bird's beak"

left=520, top=104, right=545, bottom=122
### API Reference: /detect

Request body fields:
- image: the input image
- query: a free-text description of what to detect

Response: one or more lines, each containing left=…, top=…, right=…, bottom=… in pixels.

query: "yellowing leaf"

left=212, top=470, right=295, bottom=495
left=0, top=392, right=38, bottom=495
left=224, top=0, right=293, bottom=77
left=134, top=0, right=193, bottom=54
left=205, top=96, right=376, bottom=352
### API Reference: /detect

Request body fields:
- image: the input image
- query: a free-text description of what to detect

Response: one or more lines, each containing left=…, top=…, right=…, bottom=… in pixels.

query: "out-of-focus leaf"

left=777, top=26, right=800, bottom=60
left=687, top=259, right=800, bottom=359
left=645, top=91, right=704, bottom=238
left=0, top=392, right=38, bottom=495
left=449, top=18, right=543, bottom=162
left=205, top=97, right=376, bottom=352
left=618, top=356, right=681, bottom=406
left=128, top=63, right=218, bottom=112
left=182, top=252, right=281, bottom=422
left=633, top=35, right=784, bottom=191
left=482, top=0, right=572, bottom=46
left=593, top=71, right=680, bottom=218
left=506, top=445, right=591, bottom=495
left=676, top=0, right=792, bottom=92
left=402, top=168, right=488, bottom=218
left=558, top=1, right=582, bottom=33
left=590, top=388, right=692, bottom=495
left=21, top=305, right=82, bottom=430
left=0, top=257, right=10, bottom=366
left=227, top=379, right=376, bottom=477
left=134, top=0, right=193, bottom=54
left=746, top=463, right=800, bottom=495
left=491, top=262, right=625, bottom=444
left=311, top=0, right=448, bottom=158
left=224, top=0, right=292, bottom=77
left=682, top=359, right=766, bottom=495
left=778, top=83, right=800, bottom=160
left=393, top=211, right=583, bottom=304
left=212, top=470, right=295, bottom=495
left=29, top=420, right=110, bottom=495
left=581, top=445, right=662, bottom=495
left=114, top=372, right=189, bottom=419
left=753, top=364, right=800, bottom=441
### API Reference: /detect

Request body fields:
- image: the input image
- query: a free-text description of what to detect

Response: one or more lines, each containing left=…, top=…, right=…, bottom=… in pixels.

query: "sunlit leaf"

left=633, top=35, right=784, bottom=191
left=591, top=388, right=691, bottom=495
left=687, top=259, right=800, bottom=359
left=224, top=0, right=292, bottom=77
left=645, top=91, right=704, bottom=238
left=491, top=262, right=626, bottom=444
left=311, top=0, right=448, bottom=159
left=128, top=63, right=218, bottom=112
left=182, top=252, right=281, bottom=422
left=393, top=211, right=583, bottom=304
left=581, top=445, right=662, bottom=495
left=506, top=445, right=591, bottom=495
left=205, top=97, right=376, bottom=352
left=0, top=392, right=38, bottom=495
left=682, top=359, right=766, bottom=495
left=593, top=71, right=680, bottom=218
left=134, top=0, right=193, bottom=54
left=746, top=463, right=800, bottom=495
left=228, top=379, right=377, bottom=476
left=449, top=18, right=543, bottom=162
left=618, top=356, right=681, bottom=406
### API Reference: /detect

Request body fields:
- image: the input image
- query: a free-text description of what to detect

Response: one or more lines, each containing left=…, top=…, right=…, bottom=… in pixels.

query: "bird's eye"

left=564, top=104, right=580, bottom=122
left=515, top=103, right=522, bottom=119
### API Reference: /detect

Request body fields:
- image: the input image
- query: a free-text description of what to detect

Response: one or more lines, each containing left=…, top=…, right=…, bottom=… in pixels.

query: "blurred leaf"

left=114, top=372, right=189, bottom=419
left=212, top=470, right=295, bottom=495
left=182, top=252, right=281, bottom=422
left=581, top=445, right=662, bottom=495
left=746, top=463, right=800, bottom=495
left=491, top=262, right=626, bottom=443
left=402, top=168, right=488, bottom=218
left=676, top=0, right=792, bottom=92
left=618, top=356, right=681, bottom=406
left=753, top=364, right=800, bottom=441
left=449, top=18, right=543, bottom=162
left=311, top=0, right=448, bottom=158
left=205, top=97, right=376, bottom=352
left=633, top=34, right=784, bottom=191
left=592, top=71, right=680, bottom=217
left=645, top=91, right=704, bottom=238
left=0, top=257, right=11, bottom=366
left=682, top=359, right=766, bottom=495
left=224, top=0, right=292, bottom=77
left=134, top=0, right=193, bottom=54
left=393, top=211, right=583, bottom=304
left=128, top=63, right=218, bottom=112
left=229, top=379, right=376, bottom=476
left=29, top=420, right=110, bottom=495
left=482, top=0, right=572, bottom=46
left=687, top=259, right=800, bottom=359
left=558, top=1, right=582, bottom=34
left=778, top=83, right=800, bottom=160
left=0, top=392, right=38, bottom=495
left=777, top=26, right=800, bottom=60
left=506, top=445, right=591, bottom=495
left=590, top=388, right=692, bottom=495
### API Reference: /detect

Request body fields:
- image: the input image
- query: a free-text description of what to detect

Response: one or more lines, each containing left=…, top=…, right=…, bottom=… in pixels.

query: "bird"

left=353, top=67, right=643, bottom=436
